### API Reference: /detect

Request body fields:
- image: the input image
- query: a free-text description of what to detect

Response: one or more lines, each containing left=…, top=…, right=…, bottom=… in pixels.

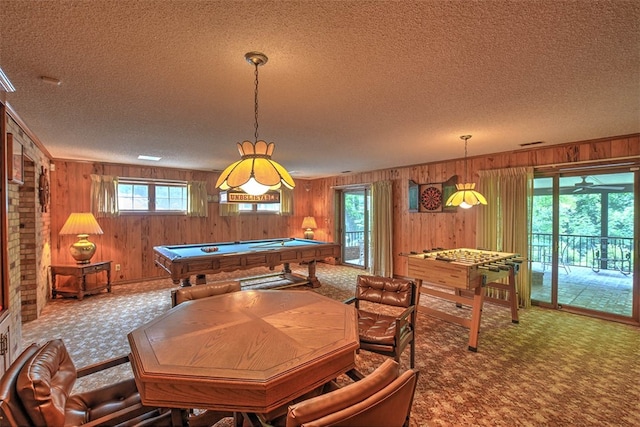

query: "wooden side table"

left=51, top=261, right=112, bottom=300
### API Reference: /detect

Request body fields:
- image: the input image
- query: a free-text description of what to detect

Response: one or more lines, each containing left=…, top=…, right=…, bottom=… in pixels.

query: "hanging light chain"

left=463, top=137, right=468, bottom=183
left=254, top=62, right=260, bottom=143
left=460, top=135, right=472, bottom=184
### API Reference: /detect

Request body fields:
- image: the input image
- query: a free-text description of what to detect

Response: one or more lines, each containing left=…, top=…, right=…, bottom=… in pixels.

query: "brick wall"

left=19, top=161, right=37, bottom=321
left=5, top=115, right=51, bottom=359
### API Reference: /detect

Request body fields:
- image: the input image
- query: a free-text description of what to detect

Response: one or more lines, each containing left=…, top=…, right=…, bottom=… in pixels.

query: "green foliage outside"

left=344, top=193, right=365, bottom=232
left=532, top=189, right=634, bottom=268
left=532, top=192, right=633, bottom=237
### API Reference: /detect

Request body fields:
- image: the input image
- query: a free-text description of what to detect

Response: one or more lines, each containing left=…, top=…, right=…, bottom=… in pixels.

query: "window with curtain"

left=477, top=167, right=533, bottom=307
left=90, top=175, right=209, bottom=217
left=90, top=174, right=119, bottom=218
left=187, top=181, right=208, bottom=217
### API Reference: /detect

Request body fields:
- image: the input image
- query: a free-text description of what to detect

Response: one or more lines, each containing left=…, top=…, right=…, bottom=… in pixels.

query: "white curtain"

left=477, top=167, right=533, bottom=307
left=90, top=174, right=119, bottom=217
left=218, top=199, right=239, bottom=216
left=187, top=181, right=208, bottom=217
left=371, top=180, right=393, bottom=277
left=279, top=187, right=294, bottom=215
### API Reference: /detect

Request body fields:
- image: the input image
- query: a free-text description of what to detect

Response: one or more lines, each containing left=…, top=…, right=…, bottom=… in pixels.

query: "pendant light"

left=215, top=52, right=295, bottom=196
left=445, top=135, right=487, bottom=209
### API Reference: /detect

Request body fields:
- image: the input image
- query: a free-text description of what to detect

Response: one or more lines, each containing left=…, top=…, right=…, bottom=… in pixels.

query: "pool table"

left=154, top=238, right=341, bottom=287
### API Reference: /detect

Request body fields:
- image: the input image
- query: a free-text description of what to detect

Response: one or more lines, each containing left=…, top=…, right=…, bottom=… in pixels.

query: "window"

left=237, top=202, right=281, bottom=213
left=156, top=185, right=187, bottom=211
left=118, top=179, right=187, bottom=213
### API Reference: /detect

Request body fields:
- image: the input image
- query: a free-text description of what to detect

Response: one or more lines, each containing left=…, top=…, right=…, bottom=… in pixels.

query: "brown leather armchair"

left=171, top=280, right=241, bottom=306
left=245, top=359, right=419, bottom=427
left=345, top=275, right=418, bottom=368
left=0, top=339, right=170, bottom=427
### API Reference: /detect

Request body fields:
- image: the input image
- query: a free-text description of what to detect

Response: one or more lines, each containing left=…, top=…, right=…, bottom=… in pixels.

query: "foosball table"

left=407, top=248, right=523, bottom=351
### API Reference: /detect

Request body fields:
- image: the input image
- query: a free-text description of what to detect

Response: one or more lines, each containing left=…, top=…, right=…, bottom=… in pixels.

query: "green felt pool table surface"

left=154, top=238, right=341, bottom=287
left=156, top=238, right=327, bottom=259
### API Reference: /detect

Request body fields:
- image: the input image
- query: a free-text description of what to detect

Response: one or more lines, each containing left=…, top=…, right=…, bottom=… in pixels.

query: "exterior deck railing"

left=530, top=233, right=633, bottom=275
left=346, top=231, right=632, bottom=274
left=343, top=231, right=365, bottom=262
left=344, top=230, right=365, bottom=248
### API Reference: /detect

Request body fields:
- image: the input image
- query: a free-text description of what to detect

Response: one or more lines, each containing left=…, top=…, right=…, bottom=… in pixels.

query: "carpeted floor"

left=22, top=263, right=640, bottom=426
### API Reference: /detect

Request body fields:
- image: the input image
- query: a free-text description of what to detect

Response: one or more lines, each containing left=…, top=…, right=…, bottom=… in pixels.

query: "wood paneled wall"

left=50, top=162, right=313, bottom=283
left=50, top=134, right=638, bottom=283
left=309, top=134, right=639, bottom=277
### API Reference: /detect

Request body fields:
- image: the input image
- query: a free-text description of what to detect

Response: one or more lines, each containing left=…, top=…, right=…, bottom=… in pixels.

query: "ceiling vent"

left=519, top=141, right=544, bottom=147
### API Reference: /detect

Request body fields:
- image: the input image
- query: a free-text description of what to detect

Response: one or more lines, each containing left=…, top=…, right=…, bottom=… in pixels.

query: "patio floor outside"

left=531, top=262, right=633, bottom=316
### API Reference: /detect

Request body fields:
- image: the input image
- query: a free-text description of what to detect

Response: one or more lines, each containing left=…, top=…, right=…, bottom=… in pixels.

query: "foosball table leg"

left=508, top=269, right=519, bottom=324
left=467, top=285, right=485, bottom=352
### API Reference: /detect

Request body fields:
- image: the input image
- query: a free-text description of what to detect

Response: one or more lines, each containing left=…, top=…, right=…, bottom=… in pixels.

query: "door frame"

left=335, top=186, right=370, bottom=269
left=531, top=166, right=638, bottom=324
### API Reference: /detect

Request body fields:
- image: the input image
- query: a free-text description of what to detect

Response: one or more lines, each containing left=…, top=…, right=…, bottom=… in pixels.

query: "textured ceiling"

left=0, top=1, right=638, bottom=179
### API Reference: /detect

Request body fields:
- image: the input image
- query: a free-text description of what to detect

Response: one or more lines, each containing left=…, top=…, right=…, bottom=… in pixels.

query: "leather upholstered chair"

left=345, top=275, right=418, bottom=368
left=0, top=339, right=170, bottom=427
left=246, top=359, right=419, bottom=427
left=171, top=280, right=241, bottom=307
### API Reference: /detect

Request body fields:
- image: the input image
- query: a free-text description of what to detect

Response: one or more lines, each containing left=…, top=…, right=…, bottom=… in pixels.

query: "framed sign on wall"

left=7, top=133, right=24, bottom=185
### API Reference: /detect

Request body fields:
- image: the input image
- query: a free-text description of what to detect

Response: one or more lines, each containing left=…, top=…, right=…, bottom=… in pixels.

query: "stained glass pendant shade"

left=445, top=135, right=487, bottom=209
left=215, top=52, right=295, bottom=196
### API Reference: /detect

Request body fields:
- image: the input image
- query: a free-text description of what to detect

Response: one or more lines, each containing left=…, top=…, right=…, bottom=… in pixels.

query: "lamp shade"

left=302, top=216, right=317, bottom=240
left=445, top=183, right=487, bottom=209
left=215, top=140, right=295, bottom=196
left=301, top=216, right=317, bottom=230
left=216, top=53, right=295, bottom=196
left=59, top=213, right=104, bottom=264
left=59, top=213, right=104, bottom=236
left=445, top=135, right=487, bottom=209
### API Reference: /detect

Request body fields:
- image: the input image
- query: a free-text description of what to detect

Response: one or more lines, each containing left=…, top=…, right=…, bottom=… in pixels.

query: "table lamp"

left=59, top=213, right=104, bottom=264
left=301, top=216, right=317, bottom=240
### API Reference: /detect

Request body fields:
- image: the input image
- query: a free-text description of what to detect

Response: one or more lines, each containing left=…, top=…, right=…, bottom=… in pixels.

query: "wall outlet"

left=115, top=264, right=121, bottom=271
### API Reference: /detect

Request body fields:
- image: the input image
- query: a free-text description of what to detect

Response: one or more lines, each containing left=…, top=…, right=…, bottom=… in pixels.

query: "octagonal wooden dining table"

left=127, top=289, right=359, bottom=426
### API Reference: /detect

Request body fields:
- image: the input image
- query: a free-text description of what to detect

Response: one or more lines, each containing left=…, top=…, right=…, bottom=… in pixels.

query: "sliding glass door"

left=531, top=171, right=636, bottom=319
left=340, top=188, right=370, bottom=269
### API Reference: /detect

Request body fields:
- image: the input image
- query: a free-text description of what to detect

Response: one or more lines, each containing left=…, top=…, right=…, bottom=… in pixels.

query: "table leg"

left=170, top=408, right=187, bottom=426
left=282, top=262, right=292, bottom=274
left=467, top=285, right=485, bottom=352
left=106, top=267, right=112, bottom=292
left=306, top=260, right=321, bottom=288
left=241, top=412, right=262, bottom=427
left=78, top=275, right=85, bottom=301
left=508, top=269, right=519, bottom=324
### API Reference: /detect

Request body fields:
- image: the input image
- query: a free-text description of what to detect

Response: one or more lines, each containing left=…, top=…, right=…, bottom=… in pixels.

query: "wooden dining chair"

left=345, top=274, right=418, bottom=368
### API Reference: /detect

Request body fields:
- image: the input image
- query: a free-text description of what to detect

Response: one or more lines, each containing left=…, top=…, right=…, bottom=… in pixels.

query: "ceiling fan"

left=572, top=176, right=625, bottom=193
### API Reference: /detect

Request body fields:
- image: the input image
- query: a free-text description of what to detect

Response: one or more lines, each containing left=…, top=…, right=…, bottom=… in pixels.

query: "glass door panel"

left=532, top=172, right=635, bottom=318
left=531, top=177, right=553, bottom=304
left=341, top=189, right=370, bottom=268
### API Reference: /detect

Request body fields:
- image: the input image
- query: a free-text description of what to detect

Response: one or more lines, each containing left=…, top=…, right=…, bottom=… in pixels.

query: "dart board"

left=419, top=184, right=443, bottom=212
